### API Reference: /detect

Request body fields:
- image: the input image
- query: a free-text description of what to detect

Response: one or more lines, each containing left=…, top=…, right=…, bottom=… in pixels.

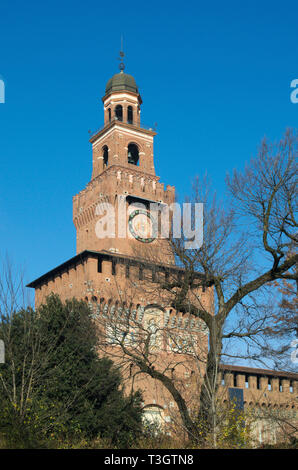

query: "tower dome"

left=105, top=72, right=138, bottom=95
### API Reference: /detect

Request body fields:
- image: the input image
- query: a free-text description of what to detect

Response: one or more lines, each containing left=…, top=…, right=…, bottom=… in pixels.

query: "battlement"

left=73, top=165, right=175, bottom=226
left=218, top=364, right=298, bottom=399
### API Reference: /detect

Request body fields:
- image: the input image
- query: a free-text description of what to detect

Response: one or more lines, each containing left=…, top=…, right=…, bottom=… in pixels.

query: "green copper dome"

left=105, top=72, right=138, bottom=95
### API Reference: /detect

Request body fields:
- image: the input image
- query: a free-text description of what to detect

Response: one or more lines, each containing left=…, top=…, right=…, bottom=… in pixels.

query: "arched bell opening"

left=128, top=143, right=139, bottom=166
left=127, top=106, right=133, bottom=124
left=115, top=104, right=123, bottom=121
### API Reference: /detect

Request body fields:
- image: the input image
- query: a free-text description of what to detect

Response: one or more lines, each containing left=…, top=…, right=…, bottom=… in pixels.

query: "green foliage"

left=192, top=400, right=254, bottom=449
left=0, top=294, right=143, bottom=448
left=216, top=402, right=252, bottom=448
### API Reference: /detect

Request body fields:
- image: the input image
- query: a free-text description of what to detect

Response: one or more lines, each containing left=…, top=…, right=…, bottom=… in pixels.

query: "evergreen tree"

left=0, top=294, right=143, bottom=447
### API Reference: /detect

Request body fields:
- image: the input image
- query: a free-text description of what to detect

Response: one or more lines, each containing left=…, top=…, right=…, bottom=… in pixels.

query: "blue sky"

left=0, top=0, right=297, bottom=290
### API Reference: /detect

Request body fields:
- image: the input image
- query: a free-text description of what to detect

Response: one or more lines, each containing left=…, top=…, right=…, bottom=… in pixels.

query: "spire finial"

left=118, top=34, right=125, bottom=73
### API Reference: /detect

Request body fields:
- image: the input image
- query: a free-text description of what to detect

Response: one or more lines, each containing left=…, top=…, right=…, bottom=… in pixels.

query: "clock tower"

left=73, top=63, right=175, bottom=263
left=27, top=58, right=212, bottom=425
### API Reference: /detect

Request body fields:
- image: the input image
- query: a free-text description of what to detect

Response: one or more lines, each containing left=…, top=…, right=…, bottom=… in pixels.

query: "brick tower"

left=28, top=60, right=213, bottom=425
left=28, top=59, right=189, bottom=308
left=73, top=66, right=175, bottom=263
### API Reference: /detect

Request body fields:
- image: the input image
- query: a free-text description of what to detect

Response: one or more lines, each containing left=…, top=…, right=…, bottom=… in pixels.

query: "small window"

left=108, top=108, right=111, bottom=122
left=245, top=375, right=249, bottom=389
left=98, top=258, right=102, bottom=273
left=128, top=143, right=139, bottom=165
left=127, top=106, right=133, bottom=124
left=125, top=264, right=130, bottom=278
left=256, top=376, right=260, bottom=390
left=115, top=105, right=123, bottom=121
left=103, top=145, right=108, bottom=166
left=112, top=260, right=116, bottom=275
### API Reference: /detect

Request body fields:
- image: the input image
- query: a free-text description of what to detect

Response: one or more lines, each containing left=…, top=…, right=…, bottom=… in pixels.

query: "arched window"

left=127, top=106, right=133, bottom=124
left=108, top=108, right=111, bottom=122
left=103, top=145, right=108, bottom=167
left=128, top=143, right=139, bottom=165
left=115, top=105, right=123, bottom=121
left=142, top=405, right=164, bottom=428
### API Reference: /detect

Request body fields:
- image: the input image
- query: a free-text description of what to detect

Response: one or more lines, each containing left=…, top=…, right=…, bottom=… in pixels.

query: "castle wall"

left=217, top=367, right=298, bottom=445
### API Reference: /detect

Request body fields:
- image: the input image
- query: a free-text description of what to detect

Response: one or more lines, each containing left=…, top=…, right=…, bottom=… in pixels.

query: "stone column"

left=260, top=377, right=268, bottom=391
left=225, top=373, right=234, bottom=387
left=281, top=379, right=290, bottom=394
left=271, top=378, right=279, bottom=392
left=248, top=375, right=257, bottom=390
left=236, top=374, right=246, bottom=388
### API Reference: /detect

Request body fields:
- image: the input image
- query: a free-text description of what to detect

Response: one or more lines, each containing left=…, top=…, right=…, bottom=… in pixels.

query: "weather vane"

left=118, top=34, right=125, bottom=72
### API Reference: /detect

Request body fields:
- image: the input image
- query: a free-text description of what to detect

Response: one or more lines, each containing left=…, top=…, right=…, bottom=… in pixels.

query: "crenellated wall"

left=33, top=251, right=212, bottom=311
left=218, top=365, right=298, bottom=402
left=73, top=165, right=175, bottom=260
left=217, top=364, right=298, bottom=444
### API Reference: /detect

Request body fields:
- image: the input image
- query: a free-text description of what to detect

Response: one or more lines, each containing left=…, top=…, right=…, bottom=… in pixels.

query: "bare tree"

left=169, top=129, right=297, bottom=441
left=174, top=130, right=297, bottom=431
left=0, top=255, right=37, bottom=422
left=264, top=257, right=298, bottom=355
left=92, top=129, right=297, bottom=445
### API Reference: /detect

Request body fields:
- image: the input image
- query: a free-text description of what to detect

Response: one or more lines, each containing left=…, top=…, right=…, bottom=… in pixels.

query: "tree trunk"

left=198, top=318, right=222, bottom=445
left=140, top=362, right=199, bottom=442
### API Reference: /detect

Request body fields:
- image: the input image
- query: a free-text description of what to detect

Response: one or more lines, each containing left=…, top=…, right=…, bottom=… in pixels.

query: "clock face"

left=128, top=209, right=156, bottom=243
